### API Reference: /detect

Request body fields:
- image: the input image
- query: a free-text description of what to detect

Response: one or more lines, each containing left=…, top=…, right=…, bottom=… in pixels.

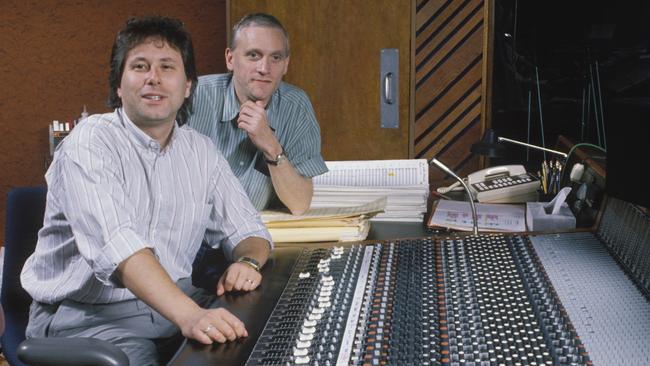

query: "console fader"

left=246, top=234, right=589, bottom=365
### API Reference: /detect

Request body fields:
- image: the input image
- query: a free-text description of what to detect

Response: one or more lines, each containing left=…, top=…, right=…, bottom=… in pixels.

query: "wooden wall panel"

left=229, top=1, right=412, bottom=161
left=415, top=0, right=493, bottom=187
left=0, top=1, right=227, bottom=244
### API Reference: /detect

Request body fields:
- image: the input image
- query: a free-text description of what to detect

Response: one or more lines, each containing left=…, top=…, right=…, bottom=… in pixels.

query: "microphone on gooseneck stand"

left=430, top=158, right=479, bottom=235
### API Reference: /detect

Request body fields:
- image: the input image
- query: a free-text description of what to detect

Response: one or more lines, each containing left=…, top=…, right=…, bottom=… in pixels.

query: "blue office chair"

left=1, top=187, right=128, bottom=366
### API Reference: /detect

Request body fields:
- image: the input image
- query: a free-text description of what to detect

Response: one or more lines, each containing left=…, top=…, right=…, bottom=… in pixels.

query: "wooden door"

left=229, top=1, right=412, bottom=160
left=414, top=0, right=494, bottom=186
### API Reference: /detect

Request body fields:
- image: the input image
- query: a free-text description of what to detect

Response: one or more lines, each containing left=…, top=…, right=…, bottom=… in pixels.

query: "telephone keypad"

left=472, top=174, right=536, bottom=192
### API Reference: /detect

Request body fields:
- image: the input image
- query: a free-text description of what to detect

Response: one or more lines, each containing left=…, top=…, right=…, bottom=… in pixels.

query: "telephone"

left=437, top=165, right=540, bottom=203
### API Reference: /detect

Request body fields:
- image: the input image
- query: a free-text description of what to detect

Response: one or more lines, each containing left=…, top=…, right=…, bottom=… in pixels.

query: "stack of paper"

left=311, top=159, right=429, bottom=222
left=261, top=197, right=386, bottom=243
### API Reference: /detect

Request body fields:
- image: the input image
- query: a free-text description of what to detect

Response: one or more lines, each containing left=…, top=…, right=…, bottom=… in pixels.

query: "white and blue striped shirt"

left=21, top=108, right=272, bottom=304
left=188, top=74, right=328, bottom=210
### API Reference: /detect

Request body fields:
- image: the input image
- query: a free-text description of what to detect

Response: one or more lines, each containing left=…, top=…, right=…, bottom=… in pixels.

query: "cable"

left=595, top=61, right=607, bottom=150
left=436, top=181, right=464, bottom=194
left=535, top=67, right=547, bottom=161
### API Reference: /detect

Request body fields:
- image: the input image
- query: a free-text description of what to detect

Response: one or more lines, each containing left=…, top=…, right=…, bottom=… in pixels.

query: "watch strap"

left=237, top=256, right=261, bottom=272
left=265, top=146, right=287, bottom=166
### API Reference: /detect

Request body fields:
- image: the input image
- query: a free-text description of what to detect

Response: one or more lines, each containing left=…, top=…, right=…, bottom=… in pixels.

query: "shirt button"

left=239, top=161, right=244, bottom=166
left=149, top=141, right=157, bottom=149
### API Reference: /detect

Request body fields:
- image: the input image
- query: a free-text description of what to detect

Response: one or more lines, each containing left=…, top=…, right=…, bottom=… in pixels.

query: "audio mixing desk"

left=169, top=197, right=650, bottom=365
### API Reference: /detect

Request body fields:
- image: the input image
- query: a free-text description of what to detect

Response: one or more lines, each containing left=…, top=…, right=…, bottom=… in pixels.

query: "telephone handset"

left=467, top=165, right=526, bottom=185
left=467, top=164, right=540, bottom=203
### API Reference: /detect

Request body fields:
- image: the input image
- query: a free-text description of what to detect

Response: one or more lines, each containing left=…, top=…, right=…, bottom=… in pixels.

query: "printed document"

left=428, top=200, right=526, bottom=232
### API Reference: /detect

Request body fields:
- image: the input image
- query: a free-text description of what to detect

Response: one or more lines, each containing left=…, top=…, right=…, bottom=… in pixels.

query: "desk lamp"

left=430, top=158, right=479, bottom=235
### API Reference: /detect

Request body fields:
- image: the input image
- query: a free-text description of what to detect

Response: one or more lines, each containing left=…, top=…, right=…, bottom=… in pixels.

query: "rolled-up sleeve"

left=283, top=95, right=328, bottom=179
left=204, top=151, right=273, bottom=259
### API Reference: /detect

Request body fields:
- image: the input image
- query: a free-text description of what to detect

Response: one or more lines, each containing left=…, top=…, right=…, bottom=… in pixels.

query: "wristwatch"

left=265, top=146, right=288, bottom=166
left=237, top=256, right=261, bottom=272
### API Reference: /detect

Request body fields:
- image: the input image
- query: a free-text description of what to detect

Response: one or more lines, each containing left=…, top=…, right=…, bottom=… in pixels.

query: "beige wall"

left=0, top=1, right=228, bottom=244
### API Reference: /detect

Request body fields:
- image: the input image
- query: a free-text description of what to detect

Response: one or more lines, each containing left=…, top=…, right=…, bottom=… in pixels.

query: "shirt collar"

left=221, top=76, right=280, bottom=130
left=118, top=108, right=178, bottom=153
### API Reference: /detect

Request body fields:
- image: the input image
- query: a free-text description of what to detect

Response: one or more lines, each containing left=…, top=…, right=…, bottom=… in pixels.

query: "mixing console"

left=170, top=197, right=650, bottom=366
left=247, top=234, right=590, bottom=365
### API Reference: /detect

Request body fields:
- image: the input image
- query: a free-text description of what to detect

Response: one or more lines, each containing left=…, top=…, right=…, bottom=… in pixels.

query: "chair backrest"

left=1, top=187, right=47, bottom=366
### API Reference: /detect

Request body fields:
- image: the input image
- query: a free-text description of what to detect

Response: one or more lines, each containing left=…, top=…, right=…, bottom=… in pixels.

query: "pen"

left=549, top=166, right=556, bottom=195
left=556, top=161, right=563, bottom=192
left=541, top=160, right=547, bottom=194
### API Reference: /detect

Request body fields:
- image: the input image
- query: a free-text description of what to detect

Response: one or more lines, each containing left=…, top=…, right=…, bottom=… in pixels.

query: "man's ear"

left=225, top=48, right=234, bottom=72
left=184, top=80, right=192, bottom=98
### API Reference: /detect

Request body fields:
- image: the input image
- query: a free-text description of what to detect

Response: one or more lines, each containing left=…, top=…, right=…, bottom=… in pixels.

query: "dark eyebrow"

left=244, top=48, right=287, bottom=59
left=129, top=56, right=149, bottom=63
left=129, top=56, right=178, bottom=63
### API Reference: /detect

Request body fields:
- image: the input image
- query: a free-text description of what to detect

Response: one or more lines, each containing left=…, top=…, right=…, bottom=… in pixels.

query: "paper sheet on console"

left=429, top=200, right=526, bottom=232
left=261, top=196, right=387, bottom=223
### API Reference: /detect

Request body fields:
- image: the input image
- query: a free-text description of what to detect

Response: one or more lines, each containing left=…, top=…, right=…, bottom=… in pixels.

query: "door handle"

left=384, top=72, right=394, bottom=105
left=380, top=48, right=399, bottom=129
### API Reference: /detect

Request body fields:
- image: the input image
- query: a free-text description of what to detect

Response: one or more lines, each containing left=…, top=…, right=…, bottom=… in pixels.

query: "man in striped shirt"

left=188, top=13, right=328, bottom=214
left=20, top=16, right=272, bottom=365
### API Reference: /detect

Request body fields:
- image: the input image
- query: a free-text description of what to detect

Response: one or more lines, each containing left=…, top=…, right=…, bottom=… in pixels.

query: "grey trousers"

left=26, top=278, right=213, bottom=366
